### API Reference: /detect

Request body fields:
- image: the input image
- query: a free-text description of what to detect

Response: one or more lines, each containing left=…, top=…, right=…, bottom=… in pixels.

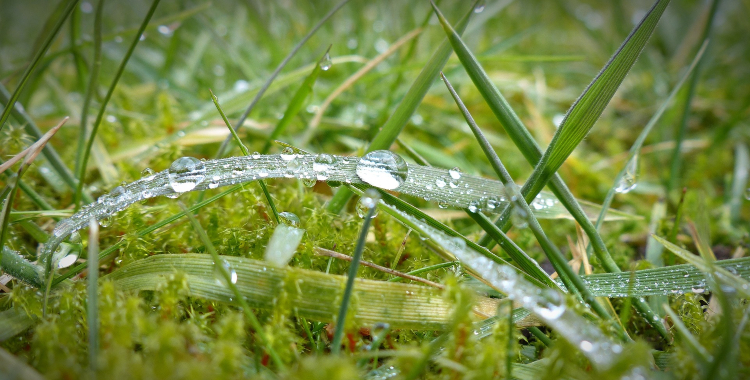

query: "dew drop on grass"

left=745, top=187, right=750, bottom=200
left=474, top=1, right=485, bottom=13
left=99, top=216, right=112, bottom=227
left=327, top=180, right=342, bottom=188
left=252, top=151, right=260, bottom=159
left=313, top=153, right=336, bottom=180
left=168, top=157, right=206, bottom=192
left=615, top=155, right=639, bottom=193
left=57, top=251, right=79, bottom=269
left=301, top=177, right=316, bottom=187
left=355, top=150, right=408, bottom=190
left=278, top=211, right=300, bottom=228
left=356, top=189, right=381, bottom=219
left=511, top=205, right=529, bottom=229
left=320, top=52, right=332, bottom=71
left=448, top=167, right=461, bottom=180
left=214, top=259, right=237, bottom=286
left=141, top=167, right=155, bottom=178
left=280, top=147, right=296, bottom=161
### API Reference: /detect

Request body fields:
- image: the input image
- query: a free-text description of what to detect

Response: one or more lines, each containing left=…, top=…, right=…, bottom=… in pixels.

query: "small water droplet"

left=615, top=155, right=639, bottom=193
left=278, top=212, right=300, bottom=228
left=435, top=179, right=446, bottom=188
left=99, top=216, right=113, bottom=227
left=319, top=52, right=332, bottom=71
left=214, top=259, right=237, bottom=286
left=448, top=167, right=462, bottom=180
left=356, top=189, right=381, bottom=219
left=327, top=180, right=342, bottom=188
left=252, top=152, right=261, bottom=159
left=355, top=150, right=408, bottom=190
left=313, top=154, right=336, bottom=180
left=168, top=157, right=206, bottom=192
left=141, top=167, right=155, bottom=178
left=474, top=0, right=486, bottom=13
left=302, top=177, right=316, bottom=187
left=745, top=187, right=750, bottom=201
left=280, top=147, right=296, bottom=161
left=165, top=193, right=179, bottom=199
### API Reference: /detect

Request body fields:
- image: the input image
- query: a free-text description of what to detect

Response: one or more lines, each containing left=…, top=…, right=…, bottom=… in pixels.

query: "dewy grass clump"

left=1, top=1, right=749, bottom=379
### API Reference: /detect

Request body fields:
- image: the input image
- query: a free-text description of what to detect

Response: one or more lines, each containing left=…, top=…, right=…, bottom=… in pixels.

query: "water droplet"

left=355, top=150, right=408, bottom=190
left=448, top=167, right=462, bottom=180
left=165, top=193, right=179, bottom=199
left=168, top=157, right=206, bottom=192
left=356, top=189, right=381, bottom=219
left=301, top=177, right=316, bottom=187
left=214, top=259, right=237, bottom=286
left=580, top=340, right=594, bottom=352
left=280, top=147, right=296, bottom=161
left=327, top=180, right=342, bottom=188
left=99, top=216, right=112, bottom=227
left=157, top=25, right=173, bottom=36
left=57, top=251, right=79, bottom=269
left=473, top=0, right=486, bottom=13
left=278, top=212, right=300, bottom=228
left=536, top=291, right=565, bottom=320
left=745, top=187, right=750, bottom=201
left=252, top=152, right=261, bottom=159
left=313, top=154, right=336, bottom=180
left=435, top=179, right=446, bottom=188
left=141, top=167, right=155, bottom=178
left=68, top=231, right=82, bottom=244
left=615, top=155, right=639, bottom=193
left=320, top=52, right=332, bottom=71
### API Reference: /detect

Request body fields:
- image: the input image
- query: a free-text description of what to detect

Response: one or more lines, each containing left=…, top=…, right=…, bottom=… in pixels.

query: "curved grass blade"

left=108, top=254, right=455, bottom=330
left=431, top=0, right=670, bottom=339
left=326, top=1, right=477, bottom=214
left=74, top=0, right=162, bottom=210
left=0, top=0, right=79, bottom=133
left=213, top=0, right=351, bottom=159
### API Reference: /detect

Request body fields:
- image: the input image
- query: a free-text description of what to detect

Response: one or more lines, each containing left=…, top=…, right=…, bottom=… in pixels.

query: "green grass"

left=1, top=1, right=749, bottom=379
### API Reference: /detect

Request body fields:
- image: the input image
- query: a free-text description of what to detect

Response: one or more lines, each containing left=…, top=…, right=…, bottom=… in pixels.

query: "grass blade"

left=75, top=0, right=105, bottom=181
left=178, top=202, right=285, bottom=369
left=591, top=41, right=707, bottom=233
left=440, top=73, right=616, bottom=325
left=330, top=190, right=378, bottom=354
left=262, top=46, right=331, bottom=153
left=431, top=0, right=670, bottom=339
left=0, top=0, right=78, bottom=133
left=667, top=0, right=721, bottom=194
left=326, top=1, right=476, bottom=213
left=522, top=0, right=671, bottom=199
left=210, top=90, right=280, bottom=223
left=74, top=0, right=162, bottom=209
left=213, top=0, right=351, bottom=159
left=87, top=218, right=99, bottom=375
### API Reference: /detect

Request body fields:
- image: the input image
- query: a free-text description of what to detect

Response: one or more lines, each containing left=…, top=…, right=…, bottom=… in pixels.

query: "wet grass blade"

left=330, top=192, right=378, bottom=354
left=261, top=46, right=331, bottom=153
left=431, top=0, right=671, bottom=339
left=211, top=90, right=280, bottom=223
left=0, top=0, right=78, bottom=133
left=74, top=0, right=162, bottom=210
left=178, top=202, right=285, bottom=369
left=213, top=0, right=351, bottom=159
left=441, top=73, right=615, bottom=325
left=326, top=1, right=477, bottom=214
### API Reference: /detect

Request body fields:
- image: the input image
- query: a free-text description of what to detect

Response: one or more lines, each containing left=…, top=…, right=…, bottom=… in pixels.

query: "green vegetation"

left=1, top=0, right=749, bottom=379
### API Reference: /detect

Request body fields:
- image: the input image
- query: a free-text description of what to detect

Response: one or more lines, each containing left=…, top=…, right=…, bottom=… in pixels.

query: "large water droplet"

left=278, top=211, right=300, bottom=228
left=474, top=0, right=486, bottom=13
left=58, top=252, right=79, bottom=268
left=355, top=150, right=408, bottom=190
left=615, top=155, right=639, bottom=193
left=168, top=157, right=206, bottom=192
left=356, top=189, right=381, bottom=219
left=536, top=290, right=565, bottom=320
left=320, top=52, right=332, bottom=71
